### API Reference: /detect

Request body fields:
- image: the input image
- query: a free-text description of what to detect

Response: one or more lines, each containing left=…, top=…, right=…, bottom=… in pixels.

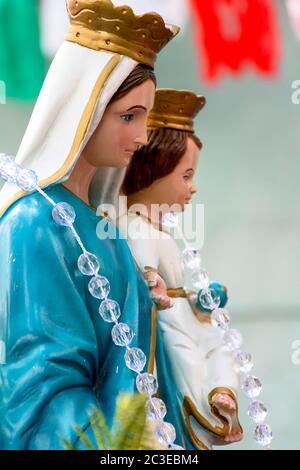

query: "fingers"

left=211, top=393, right=237, bottom=411
left=143, top=271, right=159, bottom=288
left=211, top=393, right=243, bottom=443
left=151, top=293, right=174, bottom=310
left=143, top=271, right=173, bottom=309
left=155, top=276, right=167, bottom=290
left=224, top=429, right=243, bottom=443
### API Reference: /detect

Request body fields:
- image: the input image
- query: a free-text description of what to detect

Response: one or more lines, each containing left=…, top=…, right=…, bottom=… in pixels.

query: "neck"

left=127, top=191, right=167, bottom=226
left=62, top=156, right=97, bottom=206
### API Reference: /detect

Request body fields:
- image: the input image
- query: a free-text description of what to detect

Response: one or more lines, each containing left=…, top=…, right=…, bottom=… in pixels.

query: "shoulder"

left=0, top=189, right=80, bottom=277
left=0, top=189, right=74, bottom=258
left=0, top=191, right=53, bottom=233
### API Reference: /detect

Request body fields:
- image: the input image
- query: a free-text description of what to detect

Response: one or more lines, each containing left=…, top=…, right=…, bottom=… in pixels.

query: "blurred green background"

left=0, top=0, right=299, bottom=450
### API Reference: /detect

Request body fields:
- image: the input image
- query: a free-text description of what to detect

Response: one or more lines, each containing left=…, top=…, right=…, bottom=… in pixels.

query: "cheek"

left=99, top=119, right=123, bottom=148
left=113, top=123, right=135, bottom=150
left=120, top=127, right=133, bottom=148
left=174, top=177, right=188, bottom=196
left=93, top=121, right=113, bottom=152
left=166, top=177, right=185, bottom=203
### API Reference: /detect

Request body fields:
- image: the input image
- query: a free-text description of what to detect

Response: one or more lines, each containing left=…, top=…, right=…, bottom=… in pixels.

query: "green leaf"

left=74, top=426, right=95, bottom=450
left=90, top=414, right=107, bottom=450
left=94, top=407, right=112, bottom=448
left=62, top=438, right=76, bottom=451
left=111, top=394, right=150, bottom=450
left=62, top=393, right=156, bottom=450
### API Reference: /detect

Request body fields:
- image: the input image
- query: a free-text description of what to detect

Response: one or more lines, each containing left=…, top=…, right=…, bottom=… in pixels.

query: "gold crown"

left=65, top=0, right=179, bottom=68
left=147, top=89, right=206, bottom=133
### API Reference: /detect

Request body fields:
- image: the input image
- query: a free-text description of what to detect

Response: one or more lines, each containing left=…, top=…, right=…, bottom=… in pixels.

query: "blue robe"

left=0, top=183, right=206, bottom=450
left=0, top=184, right=157, bottom=450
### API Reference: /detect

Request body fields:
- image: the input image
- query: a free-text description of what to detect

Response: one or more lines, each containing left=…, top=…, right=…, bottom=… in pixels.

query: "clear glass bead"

left=248, top=400, right=268, bottom=423
left=223, top=328, right=243, bottom=351
left=211, top=308, right=230, bottom=330
left=0, top=153, right=7, bottom=168
left=155, top=422, right=176, bottom=446
left=0, top=156, right=19, bottom=183
left=168, top=444, right=184, bottom=450
left=16, top=168, right=38, bottom=192
left=198, top=288, right=221, bottom=310
left=136, top=372, right=158, bottom=396
left=191, top=268, right=209, bottom=289
left=0, top=154, right=11, bottom=171
left=111, top=323, right=135, bottom=347
left=182, top=248, right=202, bottom=270
left=52, top=202, right=76, bottom=226
left=99, top=299, right=121, bottom=323
left=235, top=351, right=254, bottom=373
left=162, top=212, right=179, bottom=228
left=253, top=424, right=273, bottom=447
left=78, top=252, right=100, bottom=276
left=88, top=275, right=110, bottom=299
left=242, top=375, right=262, bottom=398
left=125, top=347, right=146, bottom=372
left=146, top=398, right=167, bottom=421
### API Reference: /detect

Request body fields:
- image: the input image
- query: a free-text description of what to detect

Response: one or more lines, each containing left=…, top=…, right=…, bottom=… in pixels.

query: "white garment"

left=118, top=209, right=240, bottom=449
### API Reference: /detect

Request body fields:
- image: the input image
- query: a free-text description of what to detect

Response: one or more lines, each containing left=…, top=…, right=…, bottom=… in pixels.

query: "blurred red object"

left=189, top=0, right=281, bottom=83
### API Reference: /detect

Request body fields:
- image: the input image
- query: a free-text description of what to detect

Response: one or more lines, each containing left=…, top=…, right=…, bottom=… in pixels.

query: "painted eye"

left=183, top=175, right=189, bottom=181
left=120, top=113, right=134, bottom=122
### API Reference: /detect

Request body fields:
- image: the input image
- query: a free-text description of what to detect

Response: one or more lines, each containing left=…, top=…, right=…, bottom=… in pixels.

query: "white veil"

left=0, top=42, right=137, bottom=217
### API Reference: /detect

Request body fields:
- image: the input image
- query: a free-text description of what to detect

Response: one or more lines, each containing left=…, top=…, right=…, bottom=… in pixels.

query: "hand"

left=211, top=393, right=243, bottom=443
left=143, top=271, right=174, bottom=310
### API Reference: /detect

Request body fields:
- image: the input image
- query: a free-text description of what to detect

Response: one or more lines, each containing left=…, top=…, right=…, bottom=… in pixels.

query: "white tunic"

left=118, top=209, right=240, bottom=449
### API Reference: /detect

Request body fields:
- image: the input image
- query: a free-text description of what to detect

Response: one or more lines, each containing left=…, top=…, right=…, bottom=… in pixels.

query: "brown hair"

left=109, top=64, right=156, bottom=104
left=122, top=127, right=202, bottom=195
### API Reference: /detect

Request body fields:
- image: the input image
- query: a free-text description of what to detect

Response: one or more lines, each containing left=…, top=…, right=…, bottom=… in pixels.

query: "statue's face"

left=150, top=136, right=199, bottom=212
left=83, top=79, right=155, bottom=167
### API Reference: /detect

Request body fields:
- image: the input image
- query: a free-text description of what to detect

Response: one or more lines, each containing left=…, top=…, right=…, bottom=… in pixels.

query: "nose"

left=134, top=123, right=148, bottom=147
left=191, top=181, right=197, bottom=194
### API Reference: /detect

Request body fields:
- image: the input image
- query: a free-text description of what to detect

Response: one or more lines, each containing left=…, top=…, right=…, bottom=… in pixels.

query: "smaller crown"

left=147, top=89, right=206, bottom=133
left=65, top=0, right=179, bottom=68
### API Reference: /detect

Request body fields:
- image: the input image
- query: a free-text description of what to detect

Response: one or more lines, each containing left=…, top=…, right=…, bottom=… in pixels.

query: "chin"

left=123, top=156, right=133, bottom=167
left=107, top=158, right=129, bottom=168
left=176, top=204, right=184, bottom=213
